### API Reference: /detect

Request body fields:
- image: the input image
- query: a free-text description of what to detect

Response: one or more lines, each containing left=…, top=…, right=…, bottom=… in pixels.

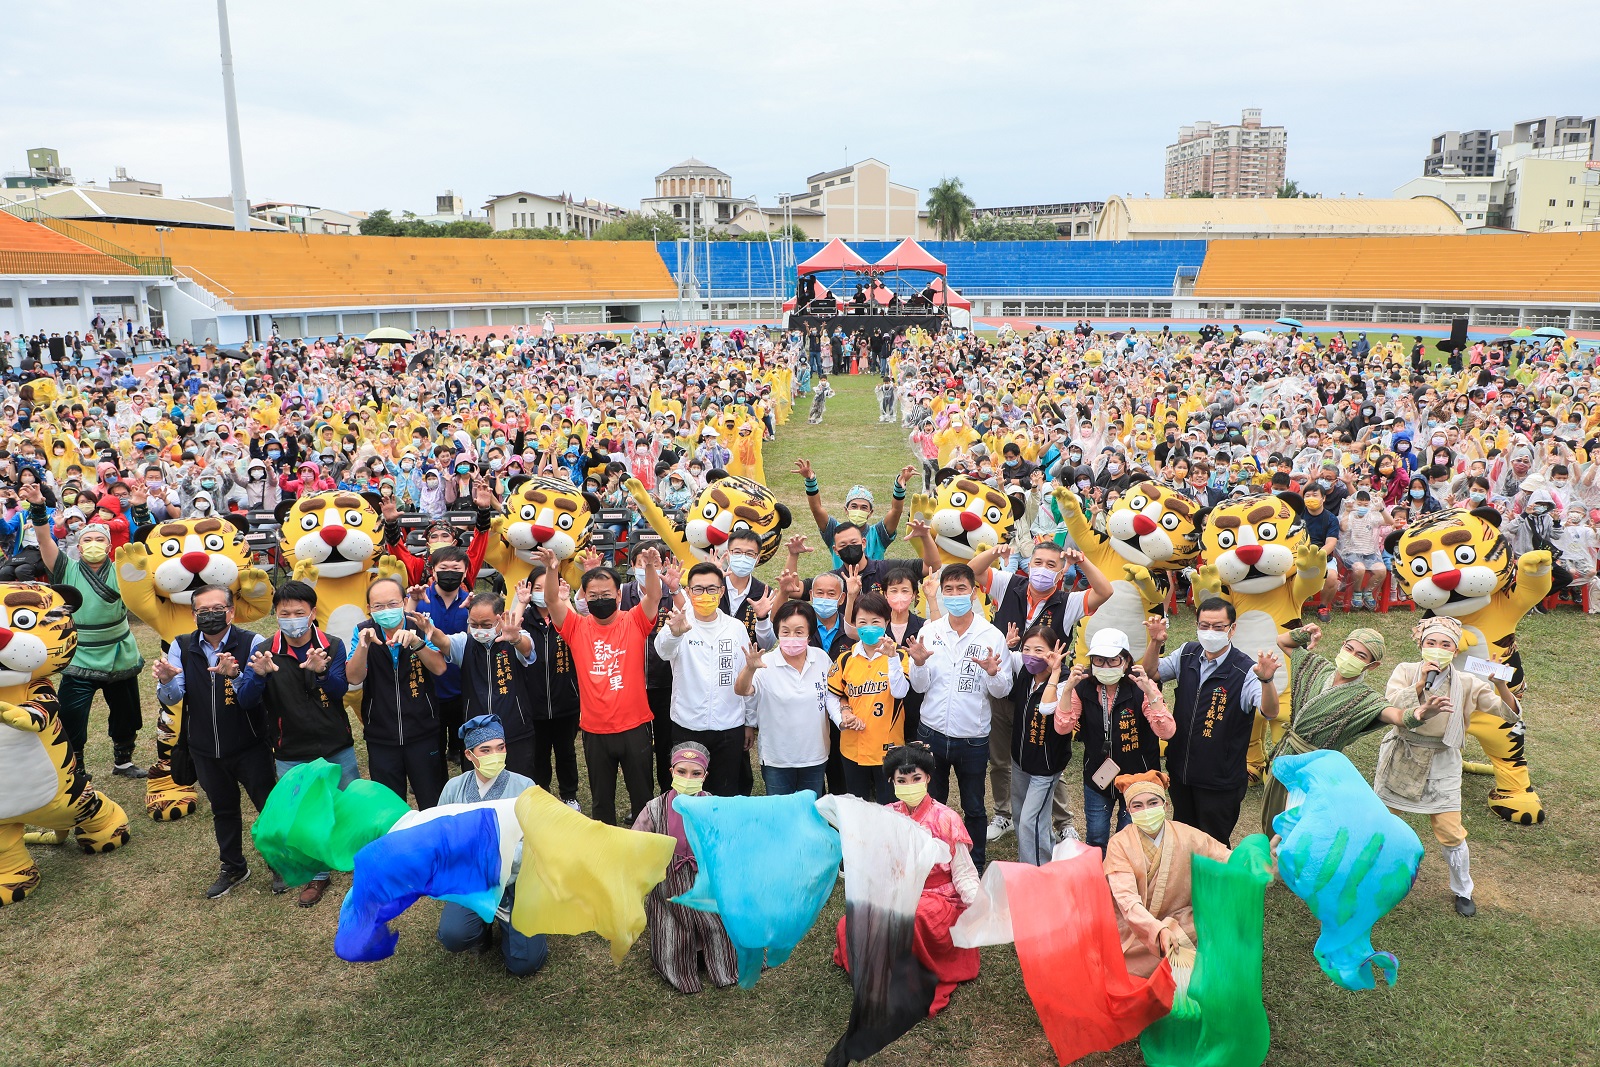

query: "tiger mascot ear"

left=360, top=492, right=383, bottom=514
left=50, top=584, right=84, bottom=613
left=1383, top=528, right=1403, bottom=556
left=583, top=491, right=603, bottom=514
left=506, top=474, right=530, bottom=495
left=223, top=513, right=250, bottom=534
left=274, top=499, right=296, bottom=526
left=1471, top=506, right=1502, bottom=528
left=775, top=503, right=792, bottom=531
left=705, top=468, right=731, bottom=484
left=934, top=467, right=958, bottom=486
left=1008, top=493, right=1026, bottom=521
left=134, top=523, right=157, bottom=545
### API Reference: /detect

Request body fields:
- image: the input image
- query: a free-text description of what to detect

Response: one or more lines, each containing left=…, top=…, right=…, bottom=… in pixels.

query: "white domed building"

left=640, top=158, right=752, bottom=231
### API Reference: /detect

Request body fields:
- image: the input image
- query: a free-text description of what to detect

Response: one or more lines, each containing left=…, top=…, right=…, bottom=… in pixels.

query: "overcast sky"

left=5, top=1, right=1596, bottom=216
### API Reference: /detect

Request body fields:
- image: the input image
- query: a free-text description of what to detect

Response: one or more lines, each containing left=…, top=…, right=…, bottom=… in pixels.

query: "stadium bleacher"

left=73, top=223, right=678, bottom=311
left=1195, top=233, right=1600, bottom=303
left=0, top=211, right=137, bottom=276
left=655, top=239, right=1208, bottom=298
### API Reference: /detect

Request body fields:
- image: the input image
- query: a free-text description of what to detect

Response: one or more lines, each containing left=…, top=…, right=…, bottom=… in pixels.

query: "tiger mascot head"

left=131, top=516, right=252, bottom=607
left=1105, top=479, right=1205, bottom=571
left=1383, top=507, right=1511, bottom=617
left=500, top=476, right=600, bottom=566
left=275, top=491, right=384, bottom=579
left=1200, top=492, right=1309, bottom=595
left=923, top=470, right=1026, bottom=564
left=682, top=473, right=791, bottom=564
left=0, top=583, right=80, bottom=693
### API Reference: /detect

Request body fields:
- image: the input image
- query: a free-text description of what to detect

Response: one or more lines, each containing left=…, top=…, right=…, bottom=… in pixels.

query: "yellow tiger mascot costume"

left=1195, top=493, right=1326, bottom=781
left=484, top=476, right=600, bottom=590
left=626, top=472, right=791, bottom=567
left=908, top=471, right=1027, bottom=617
left=116, top=516, right=274, bottom=821
left=1384, top=507, right=1548, bottom=824
left=279, top=492, right=409, bottom=712
left=0, top=583, right=131, bottom=905
left=1051, top=479, right=1204, bottom=663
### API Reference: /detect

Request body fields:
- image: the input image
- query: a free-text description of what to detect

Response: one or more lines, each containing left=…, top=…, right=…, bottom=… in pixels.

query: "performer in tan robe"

left=1103, top=770, right=1232, bottom=978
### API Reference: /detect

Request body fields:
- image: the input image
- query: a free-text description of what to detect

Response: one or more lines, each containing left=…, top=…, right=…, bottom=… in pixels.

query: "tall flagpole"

left=216, top=0, right=251, bottom=231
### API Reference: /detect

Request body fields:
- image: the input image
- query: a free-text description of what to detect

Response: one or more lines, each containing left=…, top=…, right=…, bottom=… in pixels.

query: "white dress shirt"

left=655, top=610, right=751, bottom=732
left=908, top=613, right=1013, bottom=738
left=746, top=646, right=837, bottom=768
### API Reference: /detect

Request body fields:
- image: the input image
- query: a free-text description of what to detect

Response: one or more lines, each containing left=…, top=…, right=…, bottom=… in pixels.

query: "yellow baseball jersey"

left=827, top=647, right=909, bottom=767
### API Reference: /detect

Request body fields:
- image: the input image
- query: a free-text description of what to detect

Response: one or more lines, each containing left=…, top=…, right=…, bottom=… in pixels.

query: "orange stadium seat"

left=73, top=223, right=677, bottom=310
left=0, top=212, right=137, bottom=274
left=1194, top=232, right=1600, bottom=304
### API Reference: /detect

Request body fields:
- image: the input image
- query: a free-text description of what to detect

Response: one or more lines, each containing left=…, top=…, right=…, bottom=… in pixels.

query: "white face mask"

left=1195, top=629, right=1231, bottom=654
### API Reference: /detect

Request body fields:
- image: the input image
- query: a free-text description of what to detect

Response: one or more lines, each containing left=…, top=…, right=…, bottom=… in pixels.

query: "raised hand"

left=535, top=546, right=559, bottom=571
left=473, top=477, right=495, bottom=509
left=844, top=572, right=861, bottom=600
left=1419, top=693, right=1452, bottom=719
left=636, top=546, right=662, bottom=571
left=778, top=568, right=803, bottom=599
left=406, top=583, right=428, bottom=605
left=906, top=635, right=932, bottom=666
left=1128, top=664, right=1158, bottom=691
left=381, top=495, right=400, bottom=522
left=907, top=517, right=931, bottom=540
left=666, top=605, right=691, bottom=636
left=1254, top=650, right=1281, bottom=681
left=743, top=644, right=765, bottom=672
left=973, top=647, right=1004, bottom=677
left=129, top=480, right=149, bottom=508
left=497, top=608, right=522, bottom=641
left=579, top=547, right=603, bottom=572
left=898, top=464, right=917, bottom=489
left=210, top=652, right=240, bottom=679
left=152, top=658, right=180, bottom=685
left=1143, top=615, right=1169, bottom=646
left=303, top=645, right=331, bottom=675
left=249, top=649, right=278, bottom=675
left=1064, top=663, right=1088, bottom=690
left=791, top=458, right=815, bottom=480
left=785, top=533, right=812, bottom=556
left=750, top=587, right=776, bottom=620
left=1005, top=622, right=1020, bottom=650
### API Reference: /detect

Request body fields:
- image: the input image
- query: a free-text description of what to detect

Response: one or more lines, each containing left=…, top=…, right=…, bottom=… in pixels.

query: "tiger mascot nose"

left=1233, top=544, right=1263, bottom=566
left=1431, top=568, right=1463, bottom=591
left=530, top=524, right=555, bottom=543
left=1132, top=514, right=1158, bottom=536
left=0, top=626, right=12, bottom=651
left=958, top=511, right=983, bottom=532
left=180, top=551, right=211, bottom=574
left=320, top=525, right=348, bottom=547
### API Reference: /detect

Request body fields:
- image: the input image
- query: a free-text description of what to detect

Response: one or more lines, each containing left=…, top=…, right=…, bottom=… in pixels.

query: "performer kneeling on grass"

left=632, top=742, right=738, bottom=994
left=1103, top=770, right=1231, bottom=979
left=435, top=714, right=548, bottom=977
left=1375, top=616, right=1517, bottom=919
left=833, top=743, right=980, bottom=1017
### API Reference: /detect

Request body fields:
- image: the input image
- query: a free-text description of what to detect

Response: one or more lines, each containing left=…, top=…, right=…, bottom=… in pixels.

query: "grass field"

left=3, top=375, right=1598, bottom=1067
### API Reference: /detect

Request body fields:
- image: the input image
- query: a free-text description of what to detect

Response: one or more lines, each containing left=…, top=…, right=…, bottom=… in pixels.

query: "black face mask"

left=587, top=596, right=618, bottom=621
left=836, top=544, right=865, bottom=566
left=195, top=609, right=229, bottom=636
left=433, top=570, right=465, bottom=593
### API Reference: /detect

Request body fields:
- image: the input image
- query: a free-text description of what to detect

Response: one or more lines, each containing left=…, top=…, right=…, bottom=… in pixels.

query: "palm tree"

left=1276, top=180, right=1303, bottom=198
left=926, top=177, right=974, bottom=240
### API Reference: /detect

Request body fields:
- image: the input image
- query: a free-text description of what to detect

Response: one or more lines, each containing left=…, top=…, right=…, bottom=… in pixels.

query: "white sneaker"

left=986, top=814, right=1013, bottom=842
left=564, top=799, right=581, bottom=812
left=1053, top=825, right=1081, bottom=845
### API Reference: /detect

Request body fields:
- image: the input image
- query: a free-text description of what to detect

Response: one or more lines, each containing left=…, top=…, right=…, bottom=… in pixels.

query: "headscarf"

left=1411, top=615, right=1463, bottom=652
left=664, top=741, right=711, bottom=871
left=1113, top=769, right=1170, bottom=805
left=1345, top=626, right=1386, bottom=663
left=459, top=714, right=504, bottom=751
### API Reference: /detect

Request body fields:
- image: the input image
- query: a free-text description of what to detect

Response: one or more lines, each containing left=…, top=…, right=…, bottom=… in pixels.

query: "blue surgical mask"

left=727, top=554, right=758, bottom=578
left=857, top=624, right=886, bottom=646
left=1410, top=488, right=1425, bottom=499
left=278, top=616, right=311, bottom=639
left=529, top=591, right=546, bottom=608
left=812, top=597, right=839, bottom=619
left=941, top=594, right=973, bottom=618
left=372, top=607, right=406, bottom=630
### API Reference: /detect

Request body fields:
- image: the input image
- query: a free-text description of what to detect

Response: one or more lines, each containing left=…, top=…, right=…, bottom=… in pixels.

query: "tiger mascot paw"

left=1489, top=788, right=1546, bottom=826
left=237, top=566, right=273, bottom=607
left=1193, top=563, right=1224, bottom=601
left=290, top=558, right=321, bottom=585
left=1462, top=760, right=1495, bottom=776
left=374, top=554, right=410, bottom=585
left=146, top=764, right=200, bottom=821
left=0, top=861, right=42, bottom=907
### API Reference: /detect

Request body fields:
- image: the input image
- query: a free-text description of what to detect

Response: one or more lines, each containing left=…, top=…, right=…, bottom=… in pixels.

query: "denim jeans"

left=1010, top=763, right=1059, bottom=866
left=916, top=724, right=990, bottom=870
left=761, top=763, right=826, bottom=797
left=437, top=886, right=548, bottom=977
left=276, top=746, right=361, bottom=879
left=1083, top=783, right=1130, bottom=853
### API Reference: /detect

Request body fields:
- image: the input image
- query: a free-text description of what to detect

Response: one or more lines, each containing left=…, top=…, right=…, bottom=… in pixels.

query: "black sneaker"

left=1453, top=895, right=1477, bottom=918
left=112, top=762, right=149, bottom=779
left=206, top=868, right=249, bottom=899
left=270, top=870, right=289, bottom=895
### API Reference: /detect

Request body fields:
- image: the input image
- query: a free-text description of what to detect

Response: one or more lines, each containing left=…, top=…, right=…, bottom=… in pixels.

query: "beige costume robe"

left=1103, top=820, right=1232, bottom=978
left=1376, top=662, right=1512, bottom=816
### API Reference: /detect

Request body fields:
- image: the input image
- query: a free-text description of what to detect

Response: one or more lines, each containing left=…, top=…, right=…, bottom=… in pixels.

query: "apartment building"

left=1164, top=109, right=1287, bottom=199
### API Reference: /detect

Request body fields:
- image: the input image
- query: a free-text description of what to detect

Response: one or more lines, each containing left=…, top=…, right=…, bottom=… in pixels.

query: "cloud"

left=3, top=0, right=1596, bottom=214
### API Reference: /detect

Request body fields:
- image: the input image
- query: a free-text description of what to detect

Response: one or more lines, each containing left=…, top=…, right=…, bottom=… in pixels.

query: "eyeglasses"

left=687, top=585, right=724, bottom=597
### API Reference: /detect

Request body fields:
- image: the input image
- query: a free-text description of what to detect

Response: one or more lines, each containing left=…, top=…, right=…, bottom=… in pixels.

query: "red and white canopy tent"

left=785, top=237, right=967, bottom=310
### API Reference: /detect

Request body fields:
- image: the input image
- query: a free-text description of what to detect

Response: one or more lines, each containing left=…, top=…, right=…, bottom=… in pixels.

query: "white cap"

left=1087, top=628, right=1130, bottom=660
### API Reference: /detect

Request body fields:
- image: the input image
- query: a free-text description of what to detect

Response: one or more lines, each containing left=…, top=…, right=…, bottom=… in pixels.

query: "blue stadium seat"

left=654, top=240, right=1209, bottom=298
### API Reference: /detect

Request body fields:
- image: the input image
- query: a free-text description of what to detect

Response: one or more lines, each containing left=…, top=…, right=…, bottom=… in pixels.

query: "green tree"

left=925, top=177, right=974, bottom=240
left=1187, top=190, right=1215, bottom=198
left=358, top=208, right=403, bottom=236
left=1276, top=180, right=1307, bottom=198
left=492, top=226, right=567, bottom=240
left=967, top=216, right=1061, bottom=241
left=733, top=224, right=807, bottom=242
